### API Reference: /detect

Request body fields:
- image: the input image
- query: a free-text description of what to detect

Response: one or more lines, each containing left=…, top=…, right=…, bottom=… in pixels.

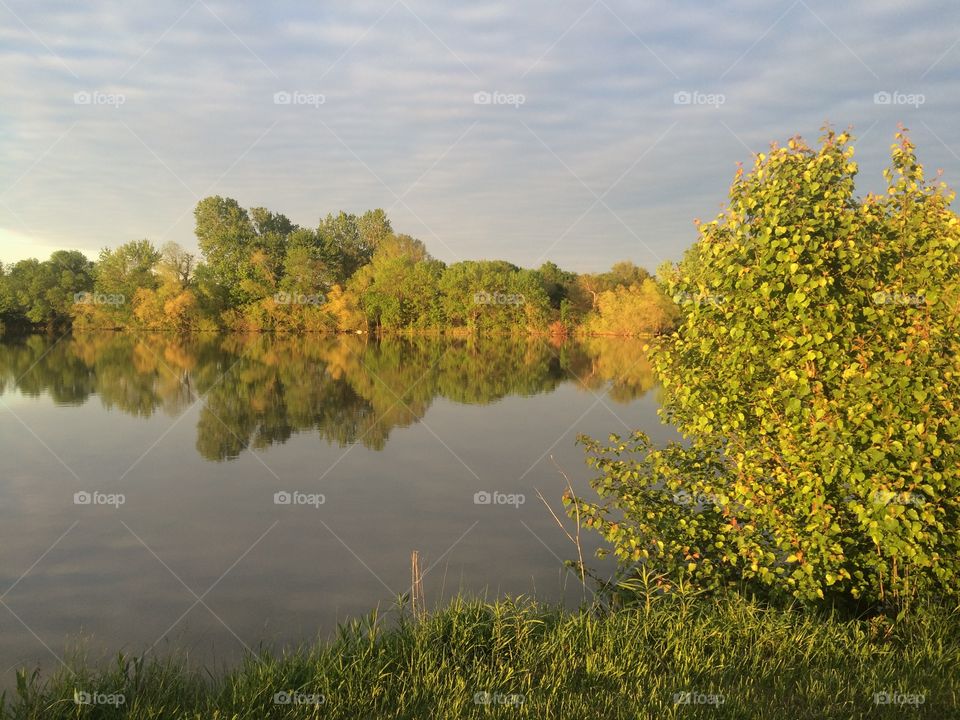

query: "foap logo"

left=873, top=691, right=925, bottom=706
left=273, top=691, right=325, bottom=705
left=273, top=291, right=324, bottom=306
left=74, top=291, right=125, bottom=306
left=473, top=291, right=525, bottom=306
left=673, top=90, right=725, bottom=108
left=473, top=90, right=525, bottom=108
left=473, top=691, right=524, bottom=706
left=673, top=489, right=720, bottom=507
left=274, top=490, right=325, bottom=508
left=873, top=91, right=925, bottom=108
left=673, top=291, right=725, bottom=307
left=273, top=91, right=325, bottom=108
left=673, top=691, right=725, bottom=706
left=871, top=490, right=925, bottom=508
left=74, top=491, right=125, bottom=508
left=73, top=90, right=125, bottom=108
left=473, top=490, right=525, bottom=508
left=74, top=690, right=125, bottom=706
left=870, top=291, right=925, bottom=307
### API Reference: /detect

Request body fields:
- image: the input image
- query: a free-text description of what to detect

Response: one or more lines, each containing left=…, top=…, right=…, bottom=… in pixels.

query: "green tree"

left=572, top=128, right=960, bottom=610
left=439, top=260, right=550, bottom=333
left=88, top=240, right=161, bottom=324
left=249, top=206, right=295, bottom=282
left=350, top=234, right=444, bottom=330
left=536, top=261, right=576, bottom=310
left=4, top=250, right=94, bottom=326
left=319, top=210, right=390, bottom=284
left=357, top=209, right=393, bottom=253
left=191, top=262, right=231, bottom=324
left=95, top=240, right=161, bottom=298
left=0, top=261, right=11, bottom=329
left=194, top=196, right=258, bottom=304
left=607, top=260, right=650, bottom=288
left=280, top=228, right=335, bottom=296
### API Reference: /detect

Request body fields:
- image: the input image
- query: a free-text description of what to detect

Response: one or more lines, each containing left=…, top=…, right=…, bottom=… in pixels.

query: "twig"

left=535, top=455, right=587, bottom=601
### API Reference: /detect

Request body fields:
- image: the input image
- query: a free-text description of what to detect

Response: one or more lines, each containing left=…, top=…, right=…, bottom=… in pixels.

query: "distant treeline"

left=0, top=197, right=679, bottom=335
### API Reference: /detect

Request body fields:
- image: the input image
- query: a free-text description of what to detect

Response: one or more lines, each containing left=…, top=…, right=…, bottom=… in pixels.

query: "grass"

left=1, top=593, right=957, bottom=719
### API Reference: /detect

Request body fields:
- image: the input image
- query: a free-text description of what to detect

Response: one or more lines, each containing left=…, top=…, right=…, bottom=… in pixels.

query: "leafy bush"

left=583, top=278, right=679, bottom=336
left=571, top=128, right=960, bottom=610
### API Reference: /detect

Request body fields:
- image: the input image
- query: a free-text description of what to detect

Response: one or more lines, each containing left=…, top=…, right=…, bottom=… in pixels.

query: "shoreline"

left=4, top=593, right=956, bottom=719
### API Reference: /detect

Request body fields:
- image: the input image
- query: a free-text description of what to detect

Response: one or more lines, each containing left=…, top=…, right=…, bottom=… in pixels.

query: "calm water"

left=0, top=333, right=674, bottom=680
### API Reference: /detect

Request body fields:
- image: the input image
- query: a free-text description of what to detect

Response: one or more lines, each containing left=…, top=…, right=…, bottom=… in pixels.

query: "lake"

left=0, top=333, right=675, bottom=680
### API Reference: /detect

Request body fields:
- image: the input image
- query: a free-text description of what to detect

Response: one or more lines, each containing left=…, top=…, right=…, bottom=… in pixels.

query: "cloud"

left=0, top=0, right=958, bottom=270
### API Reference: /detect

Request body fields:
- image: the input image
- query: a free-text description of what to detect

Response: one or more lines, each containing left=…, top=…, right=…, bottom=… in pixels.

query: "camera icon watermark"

left=873, top=91, right=924, bottom=108
left=673, top=291, right=725, bottom=307
left=74, top=690, right=125, bottom=706
left=274, top=490, right=325, bottom=508
left=74, top=291, right=125, bottom=306
left=73, top=90, right=125, bottom=108
left=873, top=690, right=925, bottom=706
left=473, top=490, right=525, bottom=508
left=473, top=691, right=524, bottom=706
left=870, top=291, right=925, bottom=307
left=273, top=291, right=324, bottom=305
left=473, top=90, right=525, bottom=108
left=871, top=490, right=925, bottom=507
left=473, top=291, right=525, bottom=306
left=672, top=489, right=720, bottom=507
left=74, top=491, right=125, bottom=508
left=273, top=91, right=325, bottom=108
left=673, top=90, right=725, bottom=108
left=273, top=690, right=325, bottom=705
left=673, top=691, right=724, bottom=706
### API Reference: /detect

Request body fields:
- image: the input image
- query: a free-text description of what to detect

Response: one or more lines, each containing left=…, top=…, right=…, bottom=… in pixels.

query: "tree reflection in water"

left=0, top=333, right=656, bottom=460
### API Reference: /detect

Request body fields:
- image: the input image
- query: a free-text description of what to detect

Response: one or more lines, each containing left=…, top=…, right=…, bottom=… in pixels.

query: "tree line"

left=0, top=198, right=679, bottom=336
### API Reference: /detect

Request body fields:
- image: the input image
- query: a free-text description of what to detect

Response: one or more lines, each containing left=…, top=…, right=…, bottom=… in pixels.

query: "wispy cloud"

left=0, top=0, right=957, bottom=269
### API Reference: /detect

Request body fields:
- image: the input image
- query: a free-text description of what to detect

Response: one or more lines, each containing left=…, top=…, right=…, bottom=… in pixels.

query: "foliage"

left=0, top=251, right=93, bottom=326
left=193, top=196, right=260, bottom=304
left=2, top=198, right=674, bottom=337
left=577, top=261, right=651, bottom=310
left=572, top=128, right=960, bottom=611
left=584, top=278, right=681, bottom=336
left=438, top=260, right=552, bottom=333
left=319, top=209, right=391, bottom=283
left=348, top=234, right=445, bottom=330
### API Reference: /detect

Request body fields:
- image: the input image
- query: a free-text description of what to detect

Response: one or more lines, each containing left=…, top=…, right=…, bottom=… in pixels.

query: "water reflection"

left=0, top=333, right=656, bottom=460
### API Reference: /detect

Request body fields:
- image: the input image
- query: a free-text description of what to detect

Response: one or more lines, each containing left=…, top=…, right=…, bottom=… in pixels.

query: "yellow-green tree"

left=573, top=128, right=960, bottom=610
left=584, top=278, right=679, bottom=336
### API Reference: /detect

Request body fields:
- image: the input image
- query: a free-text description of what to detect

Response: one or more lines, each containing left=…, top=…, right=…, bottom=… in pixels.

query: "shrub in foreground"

left=572, top=128, right=960, bottom=611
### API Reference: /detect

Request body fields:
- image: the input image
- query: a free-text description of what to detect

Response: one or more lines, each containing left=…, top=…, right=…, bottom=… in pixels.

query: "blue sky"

left=1, top=0, right=957, bottom=272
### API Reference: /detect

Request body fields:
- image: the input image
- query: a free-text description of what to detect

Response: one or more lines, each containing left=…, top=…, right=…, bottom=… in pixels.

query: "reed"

left=2, top=593, right=957, bottom=719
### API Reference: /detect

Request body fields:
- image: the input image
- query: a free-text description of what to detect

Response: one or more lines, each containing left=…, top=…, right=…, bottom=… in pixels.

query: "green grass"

left=2, top=594, right=957, bottom=719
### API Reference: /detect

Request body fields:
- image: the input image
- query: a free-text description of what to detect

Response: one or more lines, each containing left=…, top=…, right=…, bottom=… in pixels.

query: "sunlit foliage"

left=572, top=129, right=960, bottom=610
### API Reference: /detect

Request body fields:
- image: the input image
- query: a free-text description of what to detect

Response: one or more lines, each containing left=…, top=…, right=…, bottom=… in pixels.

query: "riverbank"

left=3, top=594, right=957, bottom=719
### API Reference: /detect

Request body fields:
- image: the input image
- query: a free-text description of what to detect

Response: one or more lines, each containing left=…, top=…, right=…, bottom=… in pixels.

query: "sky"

left=0, top=0, right=958, bottom=273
